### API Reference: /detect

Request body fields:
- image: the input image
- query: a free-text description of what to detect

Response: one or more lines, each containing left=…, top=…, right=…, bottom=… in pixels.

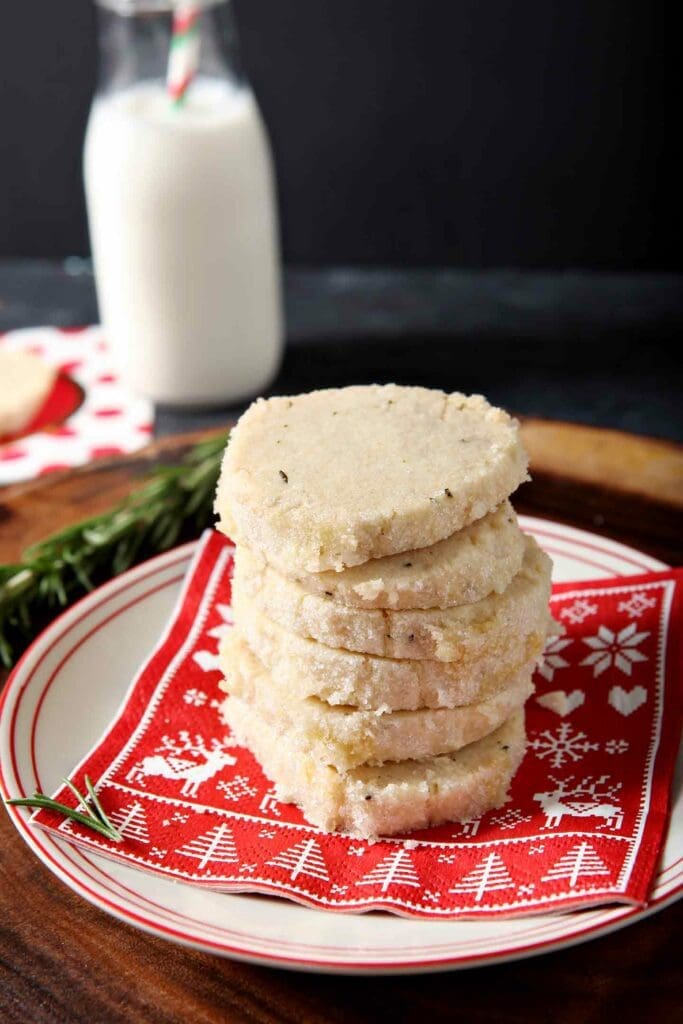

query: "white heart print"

left=536, top=690, right=585, bottom=717
left=609, top=685, right=647, bottom=716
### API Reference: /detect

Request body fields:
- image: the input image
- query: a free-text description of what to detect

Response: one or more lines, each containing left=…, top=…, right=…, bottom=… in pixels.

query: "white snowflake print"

left=604, top=738, right=629, bottom=755
left=538, top=637, right=573, bottom=682
left=438, top=853, right=457, bottom=864
left=530, top=721, right=599, bottom=768
left=183, top=687, right=207, bottom=707
left=348, top=844, right=366, bottom=857
left=559, top=598, right=598, bottom=626
left=580, top=623, right=649, bottom=677
left=331, top=884, right=349, bottom=896
left=149, top=846, right=167, bottom=859
left=490, top=808, right=532, bottom=830
left=216, top=775, right=258, bottom=802
left=259, top=828, right=277, bottom=839
left=618, top=592, right=657, bottom=620
left=517, top=884, right=536, bottom=896
left=239, top=863, right=257, bottom=874
left=423, top=890, right=441, bottom=903
left=528, top=845, right=545, bottom=855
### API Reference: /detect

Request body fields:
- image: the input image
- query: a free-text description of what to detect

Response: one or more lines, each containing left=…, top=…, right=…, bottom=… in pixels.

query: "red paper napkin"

left=33, top=530, right=682, bottom=918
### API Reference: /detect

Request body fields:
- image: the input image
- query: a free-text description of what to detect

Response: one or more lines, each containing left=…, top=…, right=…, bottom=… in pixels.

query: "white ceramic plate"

left=1, top=517, right=680, bottom=974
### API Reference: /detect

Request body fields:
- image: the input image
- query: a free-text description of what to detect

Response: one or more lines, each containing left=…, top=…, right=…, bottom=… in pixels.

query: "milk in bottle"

left=84, top=1, right=282, bottom=405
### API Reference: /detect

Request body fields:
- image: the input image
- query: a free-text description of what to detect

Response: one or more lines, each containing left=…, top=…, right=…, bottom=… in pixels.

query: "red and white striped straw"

left=167, top=4, right=201, bottom=106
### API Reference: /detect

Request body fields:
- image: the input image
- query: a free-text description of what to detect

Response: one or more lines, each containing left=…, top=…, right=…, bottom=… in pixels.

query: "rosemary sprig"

left=0, top=431, right=229, bottom=669
left=6, top=774, right=123, bottom=842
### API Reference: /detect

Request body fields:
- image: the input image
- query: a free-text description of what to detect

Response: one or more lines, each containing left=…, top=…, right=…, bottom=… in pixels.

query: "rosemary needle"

left=0, top=431, right=229, bottom=669
left=6, top=774, right=123, bottom=843
left=84, top=775, right=121, bottom=839
left=62, top=774, right=89, bottom=811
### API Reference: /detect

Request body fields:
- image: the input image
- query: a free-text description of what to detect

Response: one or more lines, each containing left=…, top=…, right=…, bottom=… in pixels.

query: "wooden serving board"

left=0, top=417, right=681, bottom=1023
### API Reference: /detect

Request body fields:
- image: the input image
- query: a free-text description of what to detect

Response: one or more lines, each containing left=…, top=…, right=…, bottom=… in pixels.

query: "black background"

left=0, top=0, right=680, bottom=268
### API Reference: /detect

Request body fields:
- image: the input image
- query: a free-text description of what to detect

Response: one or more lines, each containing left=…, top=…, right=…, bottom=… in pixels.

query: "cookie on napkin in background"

left=0, top=326, right=153, bottom=485
left=0, top=350, right=57, bottom=437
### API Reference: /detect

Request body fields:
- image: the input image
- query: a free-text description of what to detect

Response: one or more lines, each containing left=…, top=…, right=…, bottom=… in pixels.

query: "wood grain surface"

left=1, top=419, right=681, bottom=1024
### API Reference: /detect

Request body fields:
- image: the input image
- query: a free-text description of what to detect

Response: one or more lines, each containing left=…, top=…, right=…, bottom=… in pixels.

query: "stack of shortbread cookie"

left=215, top=385, right=554, bottom=839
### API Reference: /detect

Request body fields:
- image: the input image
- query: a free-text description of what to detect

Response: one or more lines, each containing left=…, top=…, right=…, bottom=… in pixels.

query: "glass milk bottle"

left=84, top=0, right=282, bottom=405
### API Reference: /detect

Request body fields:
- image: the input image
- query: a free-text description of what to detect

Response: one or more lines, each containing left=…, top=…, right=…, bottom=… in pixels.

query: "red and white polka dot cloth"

left=0, top=326, right=154, bottom=485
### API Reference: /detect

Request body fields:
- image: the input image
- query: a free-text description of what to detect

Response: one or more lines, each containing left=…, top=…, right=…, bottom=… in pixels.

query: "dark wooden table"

left=1, top=420, right=682, bottom=1023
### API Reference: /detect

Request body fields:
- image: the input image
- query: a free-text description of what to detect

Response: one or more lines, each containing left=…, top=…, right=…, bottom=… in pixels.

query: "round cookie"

left=223, top=603, right=553, bottom=711
left=0, top=350, right=57, bottom=437
left=221, top=699, right=527, bottom=839
left=245, top=501, right=525, bottom=611
left=215, top=385, right=529, bottom=573
left=221, top=632, right=534, bottom=770
left=233, top=534, right=552, bottom=662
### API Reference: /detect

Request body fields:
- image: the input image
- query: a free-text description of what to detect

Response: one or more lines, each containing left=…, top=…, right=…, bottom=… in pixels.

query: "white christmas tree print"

left=538, top=636, right=573, bottom=682
left=618, top=592, right=656, bottom=620
left=109, top=801, right=150, bottom=844
left=530, top=721, right=599, bottom=768
left=559, top=598, right=598, bottom=626
left=356, top=849, right=420, bottom=893
left=541, top=842, right=611, bottom=889
left=580, top=623, right=649, bottom=677
left=268, top=838, right=329, bottom=882
left=449, top=853, right=515, bottom=903
left=177, top=823, right=238, bottom=870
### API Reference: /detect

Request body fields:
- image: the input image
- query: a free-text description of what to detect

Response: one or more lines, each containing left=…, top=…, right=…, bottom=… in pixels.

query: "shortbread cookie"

left=221, top=700, right=526, bottom=839
left=233, top=534, right=551, bottom=662
left=223, top=605, right=551, bottom=710
left=215, top=385, right=529, bottom=573
left=245, top=501, right=524, bottom=611
left=220, top=634, right=534, bottom=769
left=0, top=350, right=57, bottom=436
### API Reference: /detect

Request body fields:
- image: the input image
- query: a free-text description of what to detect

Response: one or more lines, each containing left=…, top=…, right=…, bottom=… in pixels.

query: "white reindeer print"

left=127, top=732, right=237, bottom=798
left=534, top=775, right=623, bottom=831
